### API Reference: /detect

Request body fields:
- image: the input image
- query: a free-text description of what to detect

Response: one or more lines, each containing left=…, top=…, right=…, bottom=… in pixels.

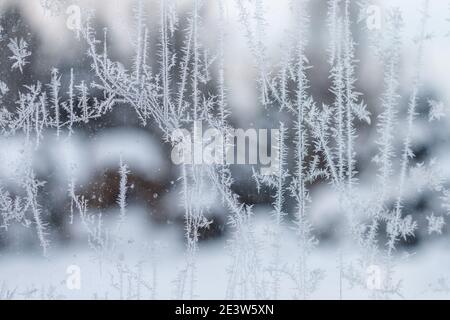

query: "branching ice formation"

left=0, top=0, right=448, bottom=300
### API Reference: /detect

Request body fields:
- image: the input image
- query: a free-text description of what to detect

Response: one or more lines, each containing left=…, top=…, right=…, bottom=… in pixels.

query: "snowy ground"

left=1, top=209, right=450, bottom=300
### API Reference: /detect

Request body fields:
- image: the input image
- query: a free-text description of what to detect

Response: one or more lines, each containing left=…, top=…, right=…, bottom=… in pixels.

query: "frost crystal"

left=8, top=38, right=31, bottom=73
left=428, top=100, right=446, bottom=121
left=426, top=213, right=445, bottom=235
left=0, top=81, right=8, bottom=97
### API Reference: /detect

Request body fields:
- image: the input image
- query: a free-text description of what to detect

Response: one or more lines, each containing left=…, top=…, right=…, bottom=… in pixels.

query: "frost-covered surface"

left=0, top=0, right=450, bottom=300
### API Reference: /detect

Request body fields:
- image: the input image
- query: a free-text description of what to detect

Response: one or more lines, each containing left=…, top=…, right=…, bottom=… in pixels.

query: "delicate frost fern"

left=426, top=213, right=445, bottom=235
left=235, top=0, right=272, bottom=105
left=23, top=168, right=49, bottom=255
left=252, top=122, right=288, bottom=299
left=8, top=38, right=31, bottom=73
left=428, top=100, right=446, bottom=122
left=389, top=0, right=430, bottom=256
left=116, top=158, right=129, bottom=230
left=367, top=9, right=403, bottom=256
left=343, top=0, right=359, bottom=191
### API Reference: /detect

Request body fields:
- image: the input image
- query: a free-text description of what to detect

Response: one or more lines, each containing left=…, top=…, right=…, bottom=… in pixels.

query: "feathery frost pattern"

left=0, top=0, right=449, bottom=299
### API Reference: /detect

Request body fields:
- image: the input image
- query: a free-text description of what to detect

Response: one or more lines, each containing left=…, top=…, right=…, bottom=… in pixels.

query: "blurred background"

left=0, top=0, right=450, bottom=299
